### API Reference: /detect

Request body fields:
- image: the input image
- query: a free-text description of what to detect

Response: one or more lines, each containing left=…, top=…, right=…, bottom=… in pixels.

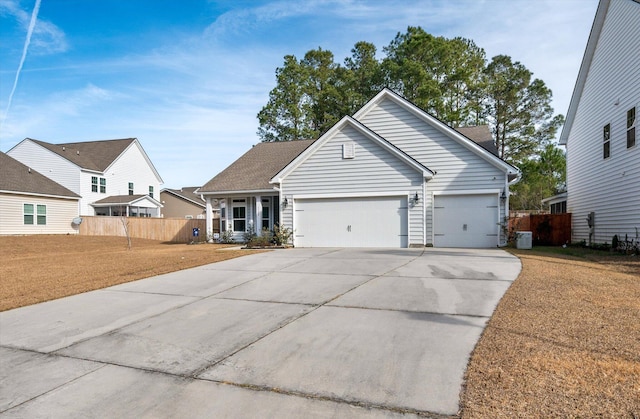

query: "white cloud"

left=0, top=0, right=67, bottom=54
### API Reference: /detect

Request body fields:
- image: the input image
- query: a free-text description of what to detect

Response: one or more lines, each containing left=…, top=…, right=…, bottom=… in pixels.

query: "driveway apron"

left=0, top=247, right=521, bottom=418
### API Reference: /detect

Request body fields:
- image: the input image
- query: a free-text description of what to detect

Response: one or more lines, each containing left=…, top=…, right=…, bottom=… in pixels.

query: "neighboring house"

left=7, top=138, right=163, bottom=217
left=0, top=152, right=80, bottom=235
left=160, top=187, right=211, bottom=219
left=559, top=0, right=640, bottom=244
left=199, top=89, right=520, bottom=248
left=541, top=192, right=568, bottom=214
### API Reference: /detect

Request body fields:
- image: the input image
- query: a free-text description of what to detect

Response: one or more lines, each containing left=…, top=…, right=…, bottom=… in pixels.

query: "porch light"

left=282, top=197, right=288, bottom=208
left=500, top=190, right=507, bottom=201
left=414, top=192, right=419, bottom=203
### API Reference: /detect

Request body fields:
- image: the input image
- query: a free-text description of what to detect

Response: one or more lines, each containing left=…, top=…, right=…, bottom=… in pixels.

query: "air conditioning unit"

left=516, top=231, right=532, bottom=249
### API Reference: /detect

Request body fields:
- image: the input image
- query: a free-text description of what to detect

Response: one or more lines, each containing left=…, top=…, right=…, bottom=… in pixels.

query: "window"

left=128, top=182, right=134, bottom=195
left=550, top=201, right=566, bottom=214
left=628, top=107, right=636, bottom=148
left=232, top=199, right=246, bottom=232
left=603, top=123, right=610, bottom=159
left=24, top=204, right=34, bottom=225
left=149, top=186, right=154, bottom=199
left=262, top=198, right=270, bottom=230
left=23, top=204, right=46, bottom=225
left=37, top=205, right=46, bottom=225
left=91, top=176, right=98, bottom=192
left=99, top=177, right=106, bottom=193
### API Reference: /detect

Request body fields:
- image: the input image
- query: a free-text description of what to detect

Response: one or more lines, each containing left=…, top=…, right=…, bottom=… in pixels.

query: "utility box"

left=516, top=231, right=533, bottom=249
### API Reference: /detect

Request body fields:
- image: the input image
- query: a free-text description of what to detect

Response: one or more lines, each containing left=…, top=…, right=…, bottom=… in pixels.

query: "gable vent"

left=342, top=143, right=355, bottom=159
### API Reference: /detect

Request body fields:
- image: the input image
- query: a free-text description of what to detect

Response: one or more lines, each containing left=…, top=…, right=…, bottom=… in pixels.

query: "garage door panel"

left=434, top=194, right=498, bottom=248
left=295, top=197, right=408, bottom=248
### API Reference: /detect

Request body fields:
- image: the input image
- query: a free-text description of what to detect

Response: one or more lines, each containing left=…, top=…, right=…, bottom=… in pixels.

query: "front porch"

left=204, top=194, right=281, bottom=242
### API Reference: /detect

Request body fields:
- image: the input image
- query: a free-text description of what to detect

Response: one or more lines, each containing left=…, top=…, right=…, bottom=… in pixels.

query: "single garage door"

left=294, top=196, right=408, bottom=247
left=434, top=194, right=499, bottom=248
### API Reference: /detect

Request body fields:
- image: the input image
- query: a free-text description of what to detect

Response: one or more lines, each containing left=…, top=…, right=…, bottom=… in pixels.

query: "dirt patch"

left=0, top=235, right=267, bottom=312
left=461, top=249, right=640, bottom=417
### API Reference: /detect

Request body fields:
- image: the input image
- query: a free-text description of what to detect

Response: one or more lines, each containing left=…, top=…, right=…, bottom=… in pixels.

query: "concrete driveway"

left=0, top=247, right=521, bottom=418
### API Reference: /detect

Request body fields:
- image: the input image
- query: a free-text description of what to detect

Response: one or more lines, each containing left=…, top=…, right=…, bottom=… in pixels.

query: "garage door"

left=434, top=194, right=499, bottom=248
left=294, top=196, right=408, bottom=247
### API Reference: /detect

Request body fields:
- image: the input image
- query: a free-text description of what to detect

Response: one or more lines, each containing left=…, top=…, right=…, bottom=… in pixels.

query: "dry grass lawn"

left=2, top=236, right=638, bottom=416
left=461, top=248, right=640, bottom=418
left=0, top=235, right=266, bottom=312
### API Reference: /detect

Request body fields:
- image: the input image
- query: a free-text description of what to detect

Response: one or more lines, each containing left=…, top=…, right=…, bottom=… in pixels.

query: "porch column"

left=255, top=196, right=263, bottom=236
left=205, top=196, right=213, bottom=242
left=247, top=196, right=254, bottom=233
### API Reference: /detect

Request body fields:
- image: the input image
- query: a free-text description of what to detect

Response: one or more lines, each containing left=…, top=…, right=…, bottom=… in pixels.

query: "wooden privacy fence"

left=79, top=217, right=220, bottom=243
left=509, top=213, right=572, bottom=246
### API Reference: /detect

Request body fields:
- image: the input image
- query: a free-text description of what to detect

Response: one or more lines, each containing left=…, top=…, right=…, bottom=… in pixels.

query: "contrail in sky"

left=1, top=0, right=42, bottom=132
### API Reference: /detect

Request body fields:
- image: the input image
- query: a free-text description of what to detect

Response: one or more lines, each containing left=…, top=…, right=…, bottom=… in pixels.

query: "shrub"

left=272, top=224, right=293, bottom=246
left=220, top=229, right=234, bottom=244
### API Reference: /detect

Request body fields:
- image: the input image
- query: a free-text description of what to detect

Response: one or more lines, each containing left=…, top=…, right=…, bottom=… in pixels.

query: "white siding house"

left=8, top=138, right=163, bottom=217
left=559, top=0, right=640, bottom=244
left=200, top=89, right=519, bottom=248
left=0, top=152, right=80, bottom=235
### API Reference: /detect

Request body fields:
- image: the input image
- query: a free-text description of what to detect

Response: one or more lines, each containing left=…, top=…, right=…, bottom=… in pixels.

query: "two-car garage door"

left=433, top=194, right=499, bottom=248
left=292, top=194, right=499, bottom=248
left=294, top=196, right=408, bottom=247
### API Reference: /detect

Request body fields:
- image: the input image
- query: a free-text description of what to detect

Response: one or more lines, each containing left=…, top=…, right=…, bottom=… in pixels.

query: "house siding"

left=7, top=141, right=81, bottom=194
left=565, top=0, right=640, bottom=243
left=281, top=124, right=425, bottom=246
left=357, top=99, right=509, bottom=244
left=160, top=192, right=205, bottom=218
left=79, top=142, right=162, bottom=215
left=0, top=193, right=79, bottom=235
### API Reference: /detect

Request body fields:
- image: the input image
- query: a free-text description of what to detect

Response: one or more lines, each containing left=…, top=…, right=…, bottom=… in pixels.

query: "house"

left=160, top=187, right=212, bottom=219
left=0, top=152, right=80, bottom=235
left=558, top=0, right=640, bottom=244
left=541, top=192, right=567, bottom=214
left=7, top=138, right=163, bottom=217
left=199, top=89, right=520, bottom=248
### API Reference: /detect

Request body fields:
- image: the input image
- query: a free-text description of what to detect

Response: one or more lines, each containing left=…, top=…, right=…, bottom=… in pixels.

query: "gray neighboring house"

left=559, top=0, right=640, bottom=244
left=0, top=152, right=81, bottom=235
left=199, top=89, right=519, bottom=248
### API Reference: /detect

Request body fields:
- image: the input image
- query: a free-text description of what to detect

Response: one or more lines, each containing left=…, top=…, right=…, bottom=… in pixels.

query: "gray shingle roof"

left=0, top=152, right=80, bottom=198
left=455, top=125, right=498, bottom=156
left=92, top=194, right=150, bottom=205
left=28, top=138, right=136, bottom=172
left=199, top=140, right=316, bottom=193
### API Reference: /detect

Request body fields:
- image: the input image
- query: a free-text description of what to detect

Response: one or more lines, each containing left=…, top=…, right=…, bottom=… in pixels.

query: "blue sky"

left=0, top=0, right=599, bottom=188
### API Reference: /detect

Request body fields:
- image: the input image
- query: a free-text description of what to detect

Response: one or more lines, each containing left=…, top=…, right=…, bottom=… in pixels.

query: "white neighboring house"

left=0, top=152, right=80, bottom=235
left=8, top=138, right=163, bottom=217
left=559, top=0, right=640, bottom=244
left=199, top=89, right=520, bottom=248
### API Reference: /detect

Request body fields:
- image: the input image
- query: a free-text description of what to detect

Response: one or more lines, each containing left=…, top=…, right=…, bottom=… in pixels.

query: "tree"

left=381, top=27, right=486, bottom=127
left=300, top=48, right=346, bottom=137
left=343, top=41, right=385, bottom=112
left=257, top=55, right=311, bottom=142
left=510, top=144, right=566, bottom=211
left=483, top=55, right=563, bottom=166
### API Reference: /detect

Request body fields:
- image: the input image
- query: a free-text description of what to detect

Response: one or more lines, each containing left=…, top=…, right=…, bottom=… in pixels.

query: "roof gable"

left=161, top=187, right=205, bottom=208
left=199, top=140, right=316, bottom=193
left=0, top=152, right=80, bottom=199
left=271, top=116, right=434, bottom=183
left=353, top=88, right=518, bottom=176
